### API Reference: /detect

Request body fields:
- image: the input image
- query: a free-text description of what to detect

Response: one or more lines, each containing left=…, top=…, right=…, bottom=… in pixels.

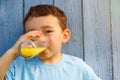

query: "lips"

left=39, top=49, right=47, bottom=55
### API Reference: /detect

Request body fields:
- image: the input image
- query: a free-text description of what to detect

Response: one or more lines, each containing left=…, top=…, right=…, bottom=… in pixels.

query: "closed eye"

left=44, top=30, right=53, bottom=34
left=46, top=30, right=52, bottom=33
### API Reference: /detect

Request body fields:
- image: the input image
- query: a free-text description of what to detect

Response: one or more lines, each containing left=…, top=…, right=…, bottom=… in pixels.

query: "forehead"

left=25, top=15, right=62, bottom=32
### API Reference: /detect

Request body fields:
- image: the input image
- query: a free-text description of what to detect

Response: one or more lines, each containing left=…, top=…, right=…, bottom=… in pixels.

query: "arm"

left=0, top=35, right=23, bottom=80
left=0, top=31, right=41, bottom=80
left=0, top=48, right=19, bottom=80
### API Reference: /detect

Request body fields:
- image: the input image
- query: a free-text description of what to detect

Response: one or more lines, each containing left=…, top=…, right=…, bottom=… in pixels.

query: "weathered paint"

left=0, top=0, right=120, bottom=80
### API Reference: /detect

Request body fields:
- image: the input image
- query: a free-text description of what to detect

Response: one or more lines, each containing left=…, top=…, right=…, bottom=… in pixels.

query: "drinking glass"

left=18, top=40, right=46, bottom=59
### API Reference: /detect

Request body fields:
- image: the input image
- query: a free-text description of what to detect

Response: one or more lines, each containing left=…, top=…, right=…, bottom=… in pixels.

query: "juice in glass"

left=20, top=47, right=46, bottom=58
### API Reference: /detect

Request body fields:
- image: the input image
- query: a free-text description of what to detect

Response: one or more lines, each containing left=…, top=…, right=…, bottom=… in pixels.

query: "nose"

left=33, top=31, right=47, bottom=42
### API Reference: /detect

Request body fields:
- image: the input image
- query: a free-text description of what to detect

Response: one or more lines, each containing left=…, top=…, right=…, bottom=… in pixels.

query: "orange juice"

left=20, top=47, right=46, bottom=59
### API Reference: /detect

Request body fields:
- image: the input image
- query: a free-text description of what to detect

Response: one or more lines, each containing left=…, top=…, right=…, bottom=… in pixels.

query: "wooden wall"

left=0, top=0, right=120, bottom=80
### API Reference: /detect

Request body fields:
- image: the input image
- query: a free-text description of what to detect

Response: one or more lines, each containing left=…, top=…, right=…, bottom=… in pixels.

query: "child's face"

left=25, top=15, right=70, bottom=62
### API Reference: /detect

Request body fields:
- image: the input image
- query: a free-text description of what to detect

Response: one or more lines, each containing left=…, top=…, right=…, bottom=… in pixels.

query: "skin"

left=0, top=15, right=70, bottom=80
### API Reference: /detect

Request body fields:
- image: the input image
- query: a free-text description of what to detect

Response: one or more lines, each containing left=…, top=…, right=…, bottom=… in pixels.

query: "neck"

left=39, top=53, right=62, bottom=64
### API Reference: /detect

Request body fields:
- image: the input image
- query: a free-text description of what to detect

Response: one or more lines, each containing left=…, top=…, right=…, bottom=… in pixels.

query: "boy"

left=0, top=5, right=101, bottom=80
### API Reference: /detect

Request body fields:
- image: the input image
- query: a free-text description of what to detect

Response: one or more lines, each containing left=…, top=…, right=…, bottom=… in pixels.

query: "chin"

left=38, top=53, right=52, bottom=60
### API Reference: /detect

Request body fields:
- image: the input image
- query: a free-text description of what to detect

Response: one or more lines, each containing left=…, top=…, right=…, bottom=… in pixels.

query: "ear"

left=62, top=29, right=71, bottom=44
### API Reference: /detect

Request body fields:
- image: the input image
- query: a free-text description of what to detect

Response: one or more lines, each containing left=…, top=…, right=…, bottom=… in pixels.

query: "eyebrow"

left=41, top=25, right=53, bottom=29
left=25, top=28, right=36, bottom=33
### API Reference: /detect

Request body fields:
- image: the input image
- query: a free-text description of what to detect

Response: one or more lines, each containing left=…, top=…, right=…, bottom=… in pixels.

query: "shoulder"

left=63, top=54, right=95, bottom=73
left=12, top=56, right=37, bottom=66
left=64, top=53, right=98, bottom=69
left=13, top=56, right=25, bottom=64
left=63, top=54, right=86, bottom=65
left=64, top=54, right=91, bottom=71
left=63, top=54, right=101, bottom=80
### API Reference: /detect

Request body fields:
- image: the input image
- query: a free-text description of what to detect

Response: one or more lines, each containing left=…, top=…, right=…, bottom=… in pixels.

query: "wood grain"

left=0, top=0, right=120, bottom=79
left=0, top=0, right=23, bottom=56
left=111, top=0, right=120, bottom=80
left=83, top=0, right=112, bottom=80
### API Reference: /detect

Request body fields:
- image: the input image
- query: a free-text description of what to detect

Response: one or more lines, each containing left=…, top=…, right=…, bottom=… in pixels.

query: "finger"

left=24, top=31, right=41, bottom=39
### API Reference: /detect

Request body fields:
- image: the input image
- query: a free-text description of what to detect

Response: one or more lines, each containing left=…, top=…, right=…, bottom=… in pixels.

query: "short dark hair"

left=23, top=4, right=67, bottom=31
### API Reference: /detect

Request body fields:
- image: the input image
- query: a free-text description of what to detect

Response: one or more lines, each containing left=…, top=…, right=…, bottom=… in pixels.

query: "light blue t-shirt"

left=5, top=54, right=101, bottom=80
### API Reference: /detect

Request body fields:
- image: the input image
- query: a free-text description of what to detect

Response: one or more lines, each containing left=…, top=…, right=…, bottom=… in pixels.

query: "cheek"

left=48, top=35, right=62, bottom=46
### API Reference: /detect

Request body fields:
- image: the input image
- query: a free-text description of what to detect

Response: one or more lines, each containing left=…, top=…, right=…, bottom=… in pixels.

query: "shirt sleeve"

left=82, top=63, right=102, bottom=80
left=5, top=61, right=15, bottom=80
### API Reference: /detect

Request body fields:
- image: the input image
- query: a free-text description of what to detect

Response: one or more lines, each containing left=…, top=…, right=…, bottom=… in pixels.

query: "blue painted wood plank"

left=83, top=0, right=112, bottom=80
left=0, top=0, right=23, bottom=56
left=24, top=0, right=53, bottom=16
left=111, top=0, right=120, bottom=80
left=54, top=0, right=83, bottom=59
